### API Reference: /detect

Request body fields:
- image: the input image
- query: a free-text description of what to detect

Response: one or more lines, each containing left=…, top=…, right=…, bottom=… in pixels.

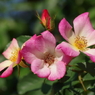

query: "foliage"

left=1, top=0, right=95, bottom=95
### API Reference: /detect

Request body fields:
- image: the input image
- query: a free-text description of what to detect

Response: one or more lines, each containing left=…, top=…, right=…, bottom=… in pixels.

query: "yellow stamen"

left=44, top=53, right=55, bottom=65
left=74, top=35, right=87, bottom=51
left=9, top=48, right=20, bottom=62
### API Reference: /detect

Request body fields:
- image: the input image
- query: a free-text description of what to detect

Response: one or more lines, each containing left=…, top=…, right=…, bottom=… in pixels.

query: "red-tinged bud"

left=37, top=9, right=54, bottom=31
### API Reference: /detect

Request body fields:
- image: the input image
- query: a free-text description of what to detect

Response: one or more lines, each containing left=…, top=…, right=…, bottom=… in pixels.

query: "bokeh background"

left=0, top=0, right=95, bottom=95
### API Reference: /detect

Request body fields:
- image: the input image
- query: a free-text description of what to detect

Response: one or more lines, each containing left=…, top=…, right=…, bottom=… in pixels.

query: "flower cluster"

left=0, top=9, right=95, bottom=81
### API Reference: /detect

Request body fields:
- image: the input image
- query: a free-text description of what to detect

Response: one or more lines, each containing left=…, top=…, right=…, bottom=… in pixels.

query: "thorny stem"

left=78, top=74, right=87, bottom=92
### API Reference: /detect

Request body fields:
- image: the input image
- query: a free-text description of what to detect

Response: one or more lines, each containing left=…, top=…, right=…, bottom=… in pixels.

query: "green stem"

left=43, top=78, right=47, bottom=84
left=17, top=65, right=20, bottom=78
left=78, top=74, right=87, bottom=92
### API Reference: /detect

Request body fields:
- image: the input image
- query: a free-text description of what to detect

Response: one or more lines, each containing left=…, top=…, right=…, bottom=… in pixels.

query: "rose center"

left=74, top=36, right=87, bottom=51
left=44, top=53, right=54, bottom=65
left=9, top=48, right=20, bottom=62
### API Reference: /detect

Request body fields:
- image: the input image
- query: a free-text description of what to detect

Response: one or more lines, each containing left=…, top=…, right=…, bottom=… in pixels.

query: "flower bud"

left=37, top=9, right=54, bottom=31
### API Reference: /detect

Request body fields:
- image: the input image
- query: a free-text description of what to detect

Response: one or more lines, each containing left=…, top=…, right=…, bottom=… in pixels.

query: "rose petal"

left=73, top=12, right=94, bottom=36
left=87, top=30, right=95, bottom=46
left=25, top=35, right=44, bottom=58
left=56, top=42, right=80, bottom=57
left=59, top=18, right=74, bottom=42
left=21, top=47, right=37, bottom=64
left=55, top=45, right=73, bottom=65
left=41, top=31, right=56, bottom=54
left=31, top=59, right=50, bottom=78
left=3, top=38, right=19, bottom=59
left=48, top=61, right=66, bottom=81
left=0, top=60, right=13, bottom=71
left=0, top=65, right=13, bottom=78
left=83, top=48, right=95, bottom=62
left=62, top=55, right=73, bottom=65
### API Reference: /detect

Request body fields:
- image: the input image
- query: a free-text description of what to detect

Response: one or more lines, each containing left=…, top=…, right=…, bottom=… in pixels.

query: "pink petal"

left=33, top=35, right=47, bottom=53
left=56, top=42, right=80, bottom=57
left=21, top=36, right=44, bottom=62
left=16, top=50, right=22, bottom=64
left=41, top=31, right=56, bottom=53
left=59, top=18, right=74, bottom=41
left=83, top=48, right=95, bottom=62
left=3, top=38, right=19, bottom=59
left=0, top=60, right=13, bottom=71
left=21, top=47, right=37, bottom=64
left=73, top=12, right=94, bottom=36
left=48, top=61, right=66, bottom=81
left=55, top=45, right=73, bottom=65
left=0, top=65, right=13, bottom=78
left=26, top=35, right=45, bottom=55
left=31, top=59, right=50, bottom=78
left=87, top=30, right=95, bottom=46
left=62, top=55, right=73, bottom=65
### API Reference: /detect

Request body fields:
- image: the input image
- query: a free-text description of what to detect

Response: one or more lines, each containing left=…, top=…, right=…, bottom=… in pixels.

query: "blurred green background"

left=0, top=0, right=95, bottom=95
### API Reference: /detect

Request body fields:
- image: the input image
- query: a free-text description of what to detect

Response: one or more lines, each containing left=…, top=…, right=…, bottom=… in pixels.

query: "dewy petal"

left=56, top=42, right=80, bottom=57
left=3, top=38, right=19, bottom=59
left=0, top=64, right=13, bottom=78
left=59, top=18, right=74, bottom=41
left=0, top=60, right=13, bottom=71
left=83, top=48, right=95, bottom=62
left=48, top=61, right=66, bottom=81
left=31, top=59, right=50, bottom=78
left=41, top=31, right=56, bottom=53
left=73, top=12, right=94, bottom=36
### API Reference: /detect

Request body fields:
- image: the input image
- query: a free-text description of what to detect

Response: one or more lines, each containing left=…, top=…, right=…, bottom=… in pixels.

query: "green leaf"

left=41, top=83, right=51, bottom=94
left=16, top=68, right=31, bottom=79
left=50, top=82, right=63, bottom=95
left=41, top=79, right=56, bottom=94
left=70, top=53, right=86, bottom=65
left=17, top=35, right=31, bottom=47
left=83, top=73, right=95, bottom=81
left=17, top=73, right=44, bottom=94
left=25, top=89, right=43, bottom=95
left=63, top=89, right=73, bottom=95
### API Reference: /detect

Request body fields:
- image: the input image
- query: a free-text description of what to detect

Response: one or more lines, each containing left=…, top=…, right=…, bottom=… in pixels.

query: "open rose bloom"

left=58, top=12, right=95, bottom=62
left=21, top=31, right=72, bottom=81
left=0, top=38, right=22, bottom=78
